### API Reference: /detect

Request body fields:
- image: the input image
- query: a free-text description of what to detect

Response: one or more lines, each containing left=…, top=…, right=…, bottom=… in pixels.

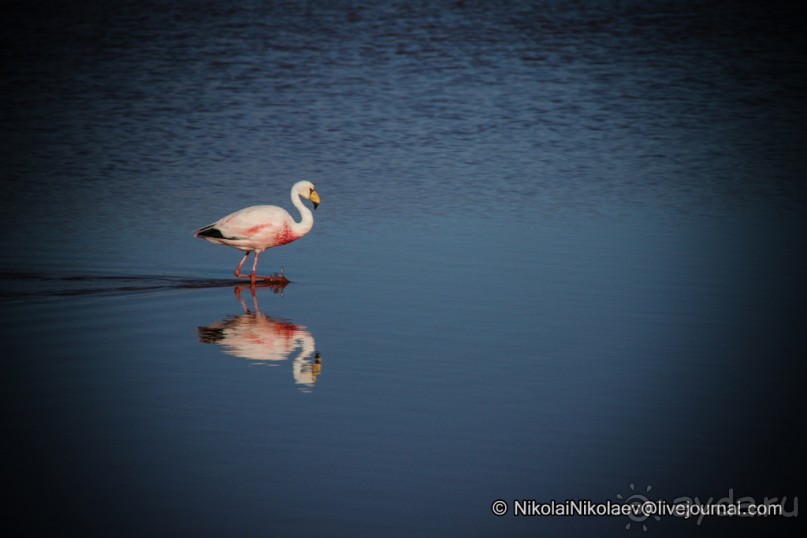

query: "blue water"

left=1, top=1, right=805, bottom=536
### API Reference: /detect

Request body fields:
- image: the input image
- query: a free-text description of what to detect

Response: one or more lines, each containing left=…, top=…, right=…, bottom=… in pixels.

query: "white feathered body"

left=196, top=205, right=302, bottom=252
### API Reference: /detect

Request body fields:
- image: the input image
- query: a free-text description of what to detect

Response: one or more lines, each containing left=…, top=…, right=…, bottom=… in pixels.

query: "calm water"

left=2, top=1, right=805, bottom=536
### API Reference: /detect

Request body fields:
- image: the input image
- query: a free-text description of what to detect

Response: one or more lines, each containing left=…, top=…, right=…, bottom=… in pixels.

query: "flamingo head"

left=295, top=180, right=320, bottom=209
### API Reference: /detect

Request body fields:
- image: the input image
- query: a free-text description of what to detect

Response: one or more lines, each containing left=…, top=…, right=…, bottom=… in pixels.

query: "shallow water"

left=2, top=1, right=805, bottom=536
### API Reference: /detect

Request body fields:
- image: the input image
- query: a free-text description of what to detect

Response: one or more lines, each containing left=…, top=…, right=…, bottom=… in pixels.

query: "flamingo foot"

left=235, top=272, right=289, bottom=284
left=253, top=273, right=290, bottom=284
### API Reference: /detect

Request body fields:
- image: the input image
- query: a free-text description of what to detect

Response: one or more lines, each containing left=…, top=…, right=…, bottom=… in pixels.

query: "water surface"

left=2, top=1, right=804, bottom=536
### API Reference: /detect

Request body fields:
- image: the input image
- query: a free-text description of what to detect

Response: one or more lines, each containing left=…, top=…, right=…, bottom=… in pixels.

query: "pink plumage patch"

left=245, top=224, right=269, bottom=235
left=274, top=224, right=299, bottom=246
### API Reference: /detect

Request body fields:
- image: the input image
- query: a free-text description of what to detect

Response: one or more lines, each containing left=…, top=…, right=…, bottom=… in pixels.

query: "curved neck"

left=290, top=187, right=314, bottom=235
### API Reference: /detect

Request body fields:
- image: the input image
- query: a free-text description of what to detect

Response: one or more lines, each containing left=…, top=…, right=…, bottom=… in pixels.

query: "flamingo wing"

left=196, top=205, right=292, bottom=251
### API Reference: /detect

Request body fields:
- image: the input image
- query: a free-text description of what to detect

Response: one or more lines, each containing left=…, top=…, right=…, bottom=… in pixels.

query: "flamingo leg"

left=250, top=250, right=262, bottom=284
left=249, top=250, right=287, bottom=283
left=233, top=285, right=250, bottom=313
left=234, top=251, right=251, bottom=279
left=234, top=250, right=287, bottom=284
left=233, top=284, right=259, bottom=313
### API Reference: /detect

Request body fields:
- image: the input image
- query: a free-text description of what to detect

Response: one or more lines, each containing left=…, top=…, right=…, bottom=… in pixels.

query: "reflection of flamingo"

left=197, top=284, right=322, bottom=391
left=195, top=181, right=320, bottom=284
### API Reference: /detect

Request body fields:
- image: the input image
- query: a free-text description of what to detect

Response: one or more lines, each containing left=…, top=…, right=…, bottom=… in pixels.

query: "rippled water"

left=2, top=1, right=805, bottom=536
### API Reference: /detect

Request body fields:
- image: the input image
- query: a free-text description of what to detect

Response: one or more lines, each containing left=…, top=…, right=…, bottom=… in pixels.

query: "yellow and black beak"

left=309, top=189, right=321, bottom=209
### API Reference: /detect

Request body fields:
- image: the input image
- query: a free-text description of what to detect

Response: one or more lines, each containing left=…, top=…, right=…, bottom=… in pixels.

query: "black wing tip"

left=196, top=227, right=225, bottom=239
left=197, top=326, right=225, bottom=343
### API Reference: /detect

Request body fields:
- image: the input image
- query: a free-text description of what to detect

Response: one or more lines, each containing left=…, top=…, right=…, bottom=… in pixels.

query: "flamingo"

left=195, top=180, right=320, bottom=283
left=198, top=284, right=323, bottom=390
